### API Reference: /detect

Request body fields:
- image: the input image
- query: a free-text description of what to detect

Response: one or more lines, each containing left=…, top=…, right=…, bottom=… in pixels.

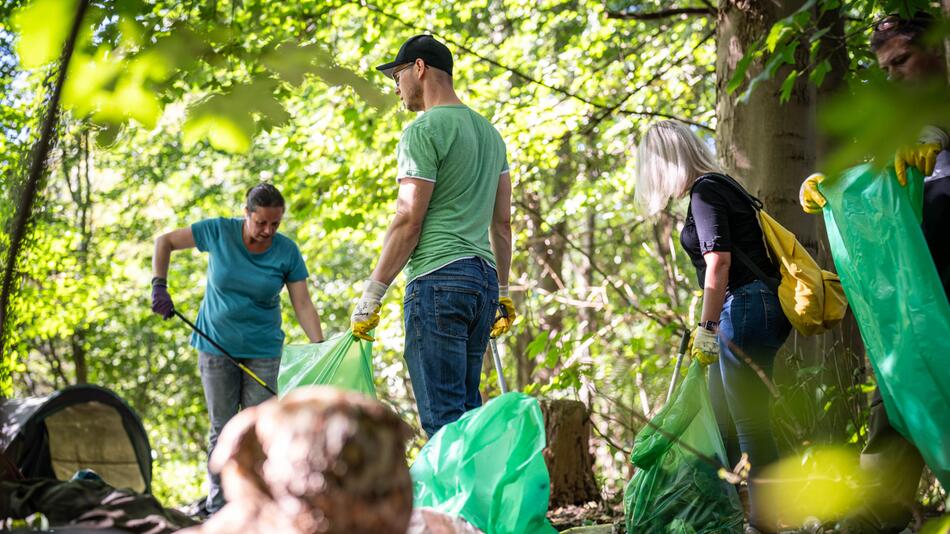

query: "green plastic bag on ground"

left=819, top=164, right=950, bottom=488
left=278, top=332, right=376, bottom=398
left=410, top=392, right=557, bottom=534
left=624, top=360, right=743, bottom=534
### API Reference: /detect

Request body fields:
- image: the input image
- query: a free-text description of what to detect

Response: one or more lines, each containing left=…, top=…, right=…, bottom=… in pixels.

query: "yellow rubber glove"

left=490, top=292, right=516, bottom=338
left=350, top=279, right=387, bottom=342
left=895, top=143, right=940, bottom=187
left=690, top=326, right=719, bottom=366
left=799, top=173, right=827, bottom=214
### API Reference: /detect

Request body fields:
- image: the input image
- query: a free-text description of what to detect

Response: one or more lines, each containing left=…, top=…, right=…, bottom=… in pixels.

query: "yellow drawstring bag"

left=696, top=174, right=847, bottom=335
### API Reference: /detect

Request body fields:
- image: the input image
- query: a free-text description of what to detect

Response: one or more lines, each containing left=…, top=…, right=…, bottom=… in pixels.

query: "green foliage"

left=6, top=0, right=940, bottom=516
left=10, top=0, right=77, bottom=69
left=11, top=0, right=389, bottom=152
left=1, top=0, right=722, bottom=506
left=726, top=0, right=950, bottom=168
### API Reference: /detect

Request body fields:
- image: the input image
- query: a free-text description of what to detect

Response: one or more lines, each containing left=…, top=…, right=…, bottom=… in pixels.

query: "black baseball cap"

left=376, top=35, right=453, bottom=78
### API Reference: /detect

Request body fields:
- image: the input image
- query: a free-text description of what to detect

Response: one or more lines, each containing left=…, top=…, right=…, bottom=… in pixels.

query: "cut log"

left=540, top=399, right=600, bottom=507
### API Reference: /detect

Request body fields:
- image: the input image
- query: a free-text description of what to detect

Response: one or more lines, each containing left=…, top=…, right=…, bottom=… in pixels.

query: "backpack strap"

left=692, top=173, right=764, bottom=210
left=730, top=244, right=781, bottom=294
left=690, top=173, right=780, bottom=294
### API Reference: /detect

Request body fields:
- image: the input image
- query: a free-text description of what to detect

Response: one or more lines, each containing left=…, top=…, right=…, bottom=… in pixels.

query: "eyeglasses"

left=391, top=62, right=428, bottom=87
left=391, top=63, right=413, bottom=86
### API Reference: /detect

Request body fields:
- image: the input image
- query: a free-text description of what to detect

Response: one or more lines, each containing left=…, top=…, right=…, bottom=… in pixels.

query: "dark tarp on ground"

left=0, top=478, right=197, bottom=533
left=0, top=385, right=152, bottom=494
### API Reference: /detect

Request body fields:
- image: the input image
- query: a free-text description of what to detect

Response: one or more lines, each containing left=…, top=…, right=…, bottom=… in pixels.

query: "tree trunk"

left=716, top=0, right=817, bottom=240
left=540, top=399, right=600, bottom=507
left=718, top=2, right=867, bottom=446
left=716, top=0, right=861, bottom=446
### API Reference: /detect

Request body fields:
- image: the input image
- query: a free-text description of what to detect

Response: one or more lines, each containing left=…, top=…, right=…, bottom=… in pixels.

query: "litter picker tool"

left=666, top=330, right=692, bottom=403
left=173, top=310, right=278, bottom=396
left=489, top=304, right=510, bottom=394
left=489, top=338, right=508, bottom=394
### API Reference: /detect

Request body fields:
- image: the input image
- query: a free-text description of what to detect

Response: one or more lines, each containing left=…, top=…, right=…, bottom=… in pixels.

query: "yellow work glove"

left=895, top=143, right=940, bottom=187
left=690, top=326, right=719, bottom=366
left=350, top=279, right=388, bottom=341
left=490, top=286, right=516, bottom=338
left=799, top=173, right=827, bottom=214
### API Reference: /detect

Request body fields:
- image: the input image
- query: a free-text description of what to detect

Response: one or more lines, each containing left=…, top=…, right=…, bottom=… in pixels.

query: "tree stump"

left=540, top=399, right=600, bottom=507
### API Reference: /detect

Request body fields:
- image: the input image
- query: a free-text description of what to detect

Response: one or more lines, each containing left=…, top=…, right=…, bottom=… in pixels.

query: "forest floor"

left=548, top=501, right=623, bottom=532
left=545, top=501, right=948, bottom=533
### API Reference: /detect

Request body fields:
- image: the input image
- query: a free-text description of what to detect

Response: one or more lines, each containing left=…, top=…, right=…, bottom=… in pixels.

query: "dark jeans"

left=198, top=351, right=279, bottom=513
left=708, top=279, right=791, bottom=530
left=403, top=257, right=498, bottom=438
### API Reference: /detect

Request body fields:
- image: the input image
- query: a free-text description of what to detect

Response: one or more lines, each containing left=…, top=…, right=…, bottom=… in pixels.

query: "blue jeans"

left=404, top=257, right=498, bottom=438
left=708, top=279, right=791, bottom=530
left=198, top=351, right=280, bottom=513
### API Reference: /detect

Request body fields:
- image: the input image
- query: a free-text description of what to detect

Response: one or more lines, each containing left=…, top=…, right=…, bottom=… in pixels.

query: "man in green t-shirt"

left=350, top=34, right=515, bottom=437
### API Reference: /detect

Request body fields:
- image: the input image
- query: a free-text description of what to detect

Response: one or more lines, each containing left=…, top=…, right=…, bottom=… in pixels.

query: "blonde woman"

left=636, top=120, right=791, bottom=534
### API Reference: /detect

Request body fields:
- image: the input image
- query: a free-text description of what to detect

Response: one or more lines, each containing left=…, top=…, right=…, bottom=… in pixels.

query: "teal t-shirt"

left=397, top=104, right=509, bottom=282
left=190, top=217, right=309, bottom=359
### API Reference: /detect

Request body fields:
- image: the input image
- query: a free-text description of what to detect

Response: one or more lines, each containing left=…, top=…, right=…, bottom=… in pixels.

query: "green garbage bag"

left=278, top=331, right=376, bottom=398
left=410, top=392, right=557, bottom=534
left=818, top=163, right=950, bottom=488
left=624, top=360, right=743, bottom=534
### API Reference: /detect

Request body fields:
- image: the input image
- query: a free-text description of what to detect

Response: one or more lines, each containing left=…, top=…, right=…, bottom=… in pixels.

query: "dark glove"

left=151, top=278, right=174, bottom=319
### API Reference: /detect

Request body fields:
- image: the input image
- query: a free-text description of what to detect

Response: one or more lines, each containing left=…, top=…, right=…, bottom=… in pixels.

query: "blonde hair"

left=635, top=120, right=721, bottom=216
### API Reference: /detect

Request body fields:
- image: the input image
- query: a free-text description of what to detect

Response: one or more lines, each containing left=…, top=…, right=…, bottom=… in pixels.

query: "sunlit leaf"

left=759, top=446, right=870, bottom=527
left=920, top=515, right=950, bottom=534
left=766, top=22, right=792, bottom=53
left=183, top=111, right=253, bottom=153
left=820, top=78, right=950, bottom=176
left=12, top=0, right=79, bottom=69
left=780, top=69, right=798, bottom=103
left=62, top=49, right=167, bottom=128
left=810, top=62, right=831, bottom=90
left=262, top=42, right=334, bottom=86
left=726, top=51, right=755, bottom=95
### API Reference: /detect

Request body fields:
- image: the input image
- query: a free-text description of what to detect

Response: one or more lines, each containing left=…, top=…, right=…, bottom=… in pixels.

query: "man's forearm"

left=490, top=224, right=512, bottom=287
left=370, top=216, right=422, bottom=286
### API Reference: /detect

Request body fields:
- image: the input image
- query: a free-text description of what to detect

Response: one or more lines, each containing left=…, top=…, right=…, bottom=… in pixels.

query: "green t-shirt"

left=397, top=104, right=508, bottom=282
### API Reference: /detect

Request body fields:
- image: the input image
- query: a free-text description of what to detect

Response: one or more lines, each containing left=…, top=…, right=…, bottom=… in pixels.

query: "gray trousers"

left=198, top=351, right=279, bottom=513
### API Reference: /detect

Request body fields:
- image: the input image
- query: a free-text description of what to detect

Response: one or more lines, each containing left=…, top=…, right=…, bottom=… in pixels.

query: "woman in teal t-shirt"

left=149, top=183, right=323, bottom=514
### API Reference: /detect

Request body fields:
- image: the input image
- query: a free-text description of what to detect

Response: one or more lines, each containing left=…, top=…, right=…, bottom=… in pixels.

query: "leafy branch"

left=355, top=0, right=710, bottom=130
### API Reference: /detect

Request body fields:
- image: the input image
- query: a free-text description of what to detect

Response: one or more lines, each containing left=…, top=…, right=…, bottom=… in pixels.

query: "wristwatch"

left=698, top=320, right=719, bottom=331
left=151, top=277, right=167, bottom=287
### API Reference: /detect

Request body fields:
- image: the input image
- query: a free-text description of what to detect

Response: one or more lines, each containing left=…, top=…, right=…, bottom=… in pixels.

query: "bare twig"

left=583, top=28, right=716, bottom=135
left=516, top=197, right=684, bottom=327
left=356, top=0, right=609, bottom=109
left=356, top=0, right=711, bottom=131
left=606, top=7, right=715, bottom=21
